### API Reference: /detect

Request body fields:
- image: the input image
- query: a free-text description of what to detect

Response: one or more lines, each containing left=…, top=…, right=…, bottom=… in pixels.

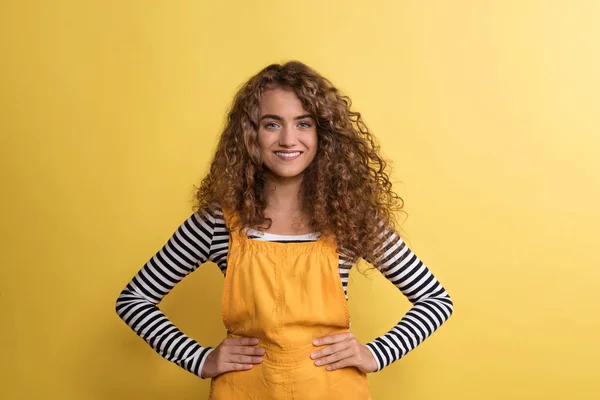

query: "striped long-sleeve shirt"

left=115, top=205, right=453, bottom=378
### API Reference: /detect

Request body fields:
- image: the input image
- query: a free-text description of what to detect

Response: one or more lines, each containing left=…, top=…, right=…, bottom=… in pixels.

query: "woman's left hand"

left=311, top=332, right=378, bottom=373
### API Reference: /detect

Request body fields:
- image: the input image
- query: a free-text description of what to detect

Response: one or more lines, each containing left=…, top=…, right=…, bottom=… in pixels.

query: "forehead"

left=259, top=87, right=309, bottom=115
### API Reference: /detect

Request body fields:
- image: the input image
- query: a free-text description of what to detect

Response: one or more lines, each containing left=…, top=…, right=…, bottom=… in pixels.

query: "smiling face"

left=257, top=87, right=318, bottom=183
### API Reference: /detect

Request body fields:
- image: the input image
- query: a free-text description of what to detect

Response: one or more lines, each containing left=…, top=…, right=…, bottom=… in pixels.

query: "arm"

left=364, top=229, right=454, bottom=371
left=115, top=209, right=220, bottom=378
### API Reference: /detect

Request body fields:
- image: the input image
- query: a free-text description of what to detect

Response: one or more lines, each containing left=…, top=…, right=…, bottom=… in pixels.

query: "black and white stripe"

left=115, top=205, right=453, bottom=377
left=364, top=230, right=454, bottom=370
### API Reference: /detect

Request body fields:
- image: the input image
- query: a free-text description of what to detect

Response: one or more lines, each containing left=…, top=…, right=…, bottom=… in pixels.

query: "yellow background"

left=2, top=1, right=599, bottom=399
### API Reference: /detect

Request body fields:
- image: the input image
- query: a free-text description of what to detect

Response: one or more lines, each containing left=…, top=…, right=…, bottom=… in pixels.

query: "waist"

left=227, top=329, right=349, bottom=366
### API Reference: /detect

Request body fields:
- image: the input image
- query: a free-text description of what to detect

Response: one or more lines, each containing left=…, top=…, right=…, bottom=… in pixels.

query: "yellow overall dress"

left=208, top=209, right=371, bottom=399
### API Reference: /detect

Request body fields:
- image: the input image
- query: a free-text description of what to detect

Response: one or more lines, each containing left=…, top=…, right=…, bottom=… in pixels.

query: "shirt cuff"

left=198, top=347, right=215, bottom=379
left=365, top=343, right=382, bottom=372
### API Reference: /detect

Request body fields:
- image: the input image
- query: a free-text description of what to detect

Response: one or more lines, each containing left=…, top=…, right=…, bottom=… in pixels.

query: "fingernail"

left=313, top=340, right=320, bottom=345
left=326, top=366, right=332, bottom=371
left=310, top=353, right=317, bottom=359
left=315, top=360, right=322, bottom=366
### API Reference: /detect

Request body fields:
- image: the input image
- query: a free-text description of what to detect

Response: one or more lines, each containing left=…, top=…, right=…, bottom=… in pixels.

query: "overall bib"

left=208, top=209, right=371, bottom=399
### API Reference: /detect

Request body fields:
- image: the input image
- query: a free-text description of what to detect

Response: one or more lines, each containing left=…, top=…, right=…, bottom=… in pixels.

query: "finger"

left=325, top=358, right=353, bottom=371
left=225, top=354, right=263, bottom=365
left=232, top=345, right=266, bottom=356
left=311, top=341, right=348, bottom=359
left=223, top=363, right=255, bottom=372
left=225, top=337, right=260, bottom=346
left=313, top=332, right=352, bottom=346
left=314, top=349, right=354, bottom=366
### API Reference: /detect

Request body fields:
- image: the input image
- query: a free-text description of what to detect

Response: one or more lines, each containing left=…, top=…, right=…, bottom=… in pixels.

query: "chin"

left=274, top=172, right=305, bottom=180
left=265, top=167, right=307, bottom=181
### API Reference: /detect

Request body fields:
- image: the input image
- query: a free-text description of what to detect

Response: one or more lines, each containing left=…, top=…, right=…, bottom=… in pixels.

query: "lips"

left=274, top=151, right=302, bottom=160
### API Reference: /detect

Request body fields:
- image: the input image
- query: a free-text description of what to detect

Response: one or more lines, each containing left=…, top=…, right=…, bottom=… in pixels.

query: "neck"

left=264, top=174, right=304, bottom=212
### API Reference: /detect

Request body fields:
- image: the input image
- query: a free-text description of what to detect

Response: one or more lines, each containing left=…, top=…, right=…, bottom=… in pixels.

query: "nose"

left=278, top=125, right=297, bottom=147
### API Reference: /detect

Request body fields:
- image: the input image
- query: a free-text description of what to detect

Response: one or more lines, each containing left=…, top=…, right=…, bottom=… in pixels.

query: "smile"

left=274, top=151, right=302, bottom=160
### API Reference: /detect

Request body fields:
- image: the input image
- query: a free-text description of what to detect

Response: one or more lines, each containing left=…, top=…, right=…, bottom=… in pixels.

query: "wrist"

left=199, top=348, right=215, bottom=379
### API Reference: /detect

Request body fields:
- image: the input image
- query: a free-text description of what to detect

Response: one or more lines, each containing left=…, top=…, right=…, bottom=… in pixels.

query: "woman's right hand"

left=200, top=337, right=265, bottom=379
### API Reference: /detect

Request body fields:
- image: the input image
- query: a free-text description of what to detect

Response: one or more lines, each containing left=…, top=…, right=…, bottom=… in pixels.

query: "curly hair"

left=194, top=61, right=404, bottom=266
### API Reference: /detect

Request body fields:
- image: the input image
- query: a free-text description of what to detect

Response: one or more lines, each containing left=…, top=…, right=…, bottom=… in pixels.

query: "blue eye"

left=298, top=122, right=312, bottom=128
left=265, top=122, right=279, bottom=129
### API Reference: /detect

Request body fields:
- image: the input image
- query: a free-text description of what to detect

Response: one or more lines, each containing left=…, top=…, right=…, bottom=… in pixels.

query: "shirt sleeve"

left=364, top=229, right=454, bottom=371
left=115, top=209, right=220, bottom=379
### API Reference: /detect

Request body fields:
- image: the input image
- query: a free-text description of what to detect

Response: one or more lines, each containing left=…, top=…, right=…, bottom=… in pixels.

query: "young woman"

left=116, top=61, right=453, bottom=399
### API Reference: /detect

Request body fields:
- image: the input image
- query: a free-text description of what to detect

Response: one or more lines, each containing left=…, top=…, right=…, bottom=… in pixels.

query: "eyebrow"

left=259, top=114, right=313, bottom=121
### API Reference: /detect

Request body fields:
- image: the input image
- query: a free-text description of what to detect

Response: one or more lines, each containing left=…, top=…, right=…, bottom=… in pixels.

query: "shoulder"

left=194, top=202, right=224, bottom=223
left=184, top=203, right=227, bottom=236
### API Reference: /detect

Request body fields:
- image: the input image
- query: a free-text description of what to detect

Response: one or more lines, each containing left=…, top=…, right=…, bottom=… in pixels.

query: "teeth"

left=275, top=152, right=301, bottom=158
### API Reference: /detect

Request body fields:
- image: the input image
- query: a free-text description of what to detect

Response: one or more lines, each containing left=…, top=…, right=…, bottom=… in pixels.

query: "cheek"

left=308, top=131, right=318, bottom=151
left=305, top=134, right=319, bottom=164
left=257, top=131, right=270, bottom=152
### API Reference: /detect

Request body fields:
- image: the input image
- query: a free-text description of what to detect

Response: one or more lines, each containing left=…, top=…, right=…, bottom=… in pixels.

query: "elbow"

left=114, top=287, right=129, bottom=320
left=444, top=292, right=454, bottom=319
